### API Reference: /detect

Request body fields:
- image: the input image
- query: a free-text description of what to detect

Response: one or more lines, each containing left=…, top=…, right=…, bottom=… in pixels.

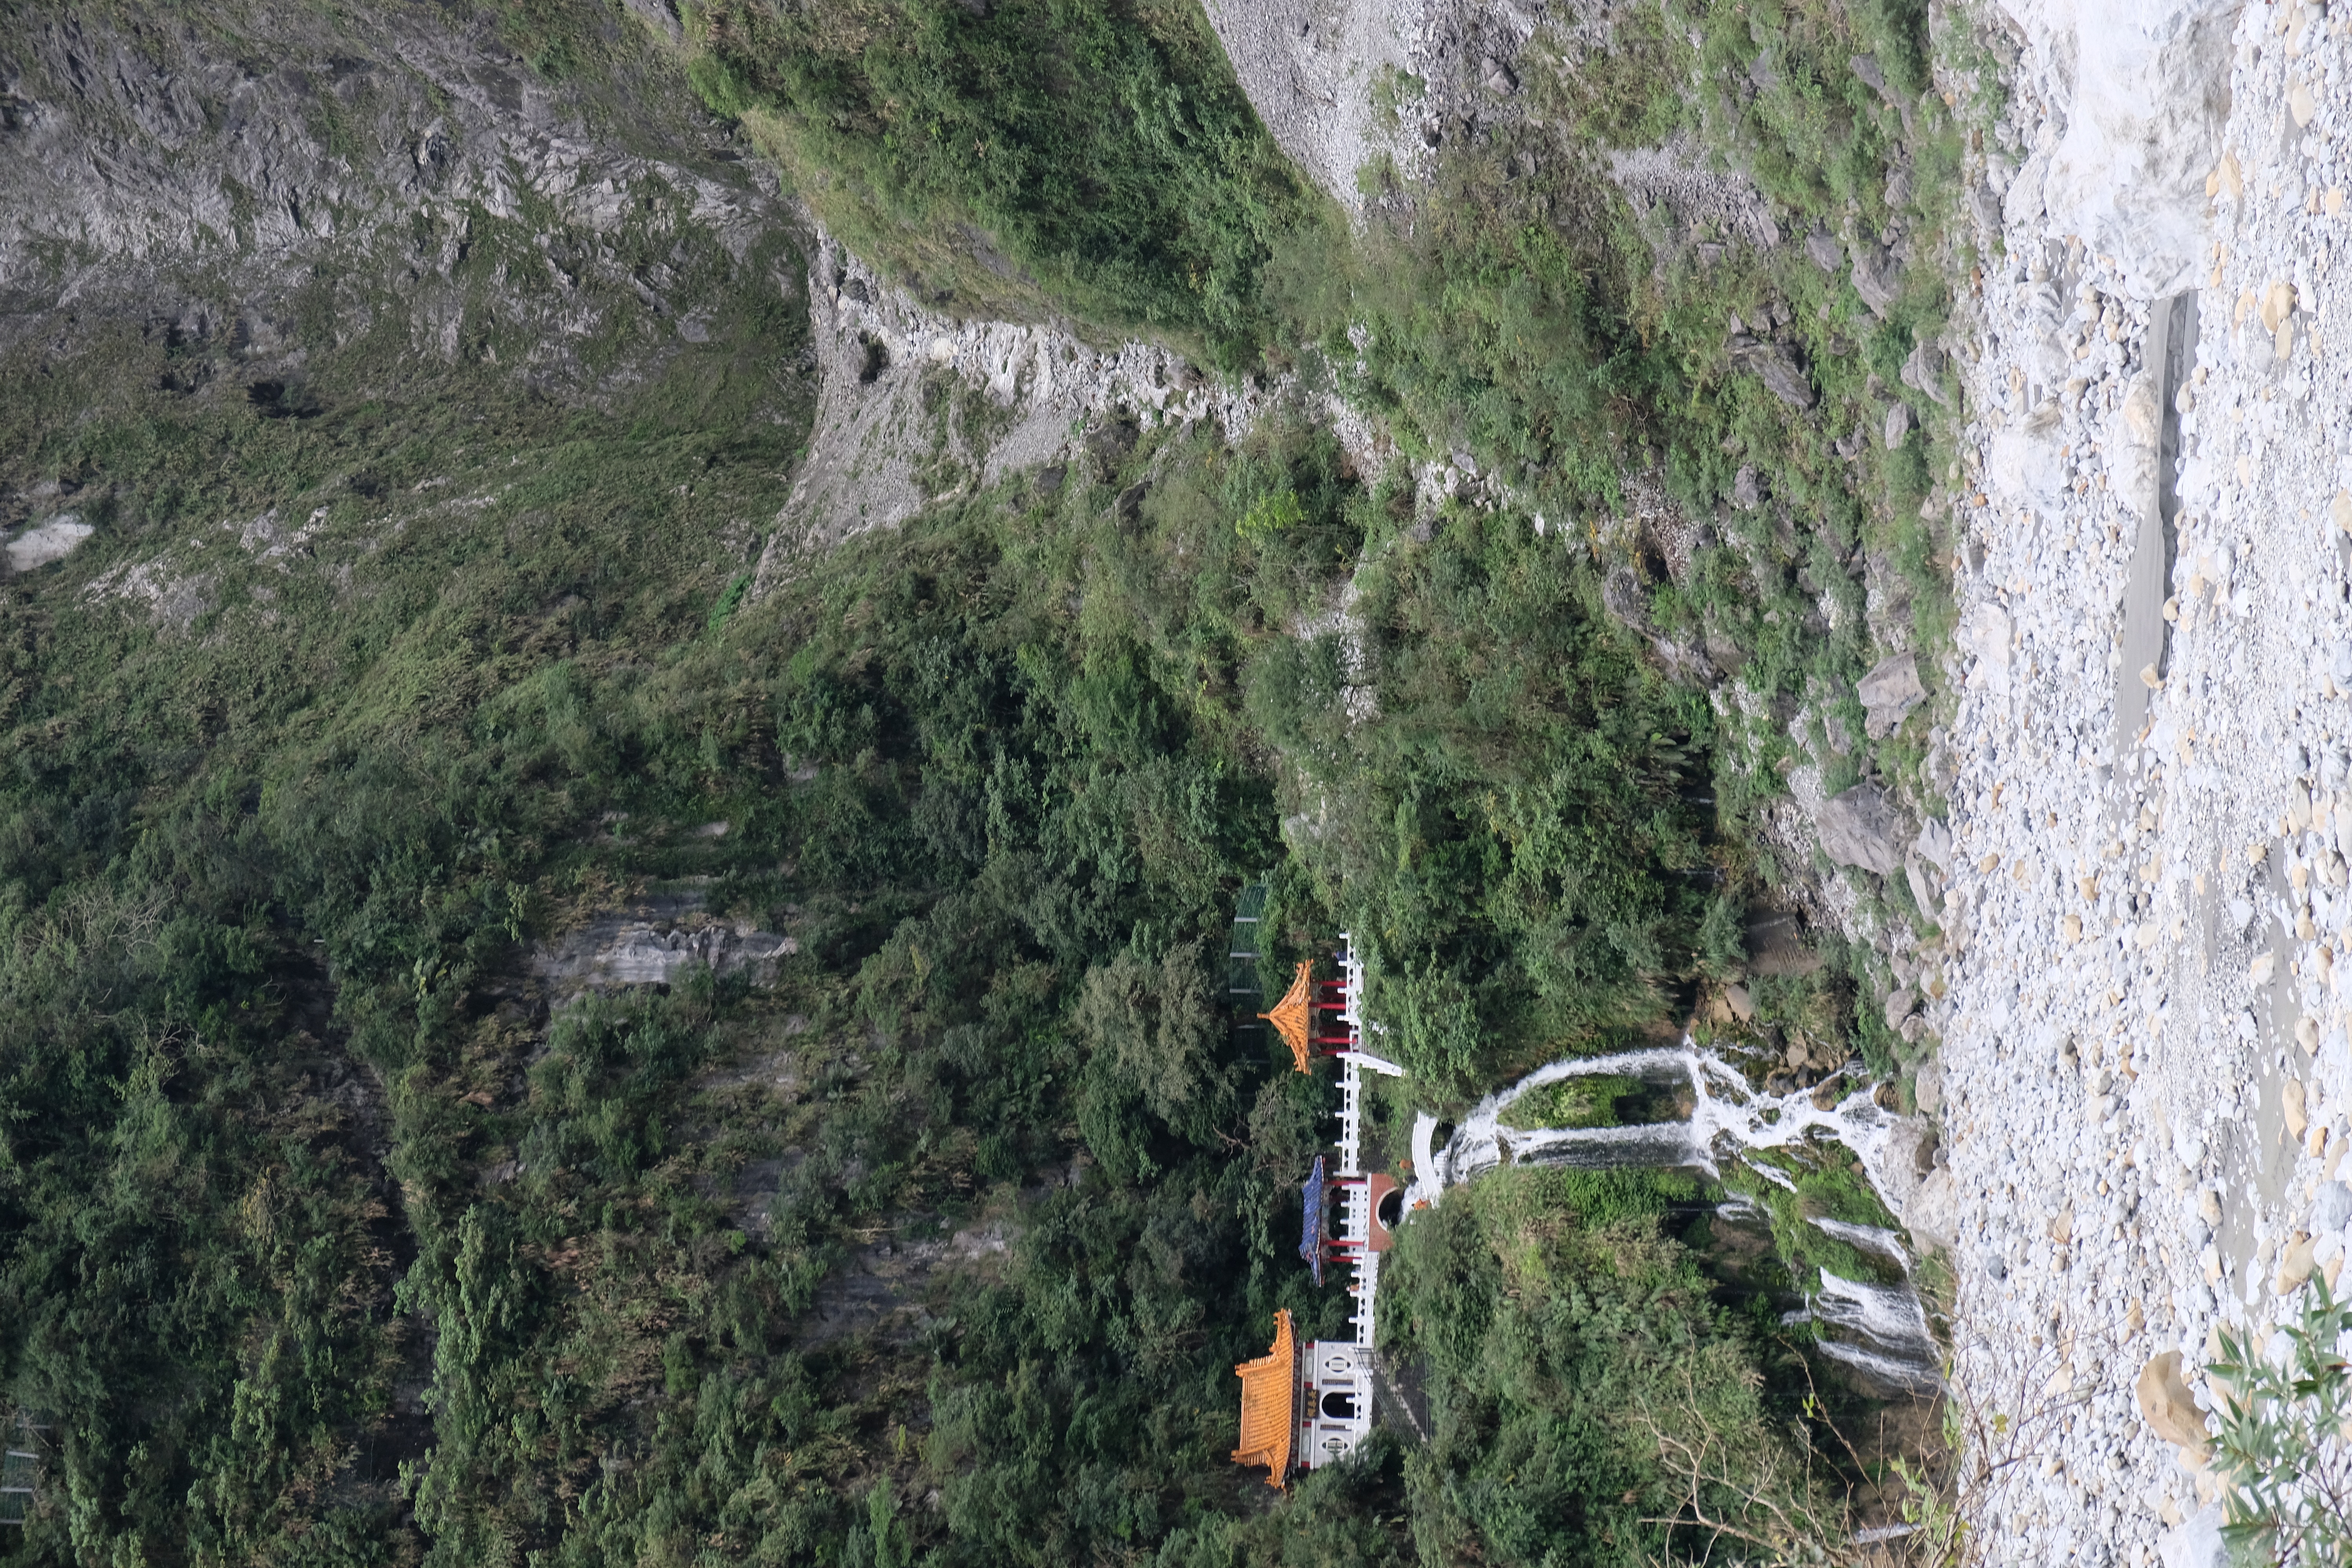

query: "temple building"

left=1232, top=933, right=1405, bottom=1485
left=1229, top=1310, right=1296, bottom=1486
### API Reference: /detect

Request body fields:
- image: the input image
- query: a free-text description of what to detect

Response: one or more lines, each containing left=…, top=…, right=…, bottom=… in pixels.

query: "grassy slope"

left=689, top=0, right=1341, bottom=366
left=681, top=0, right=1998, bottom=1074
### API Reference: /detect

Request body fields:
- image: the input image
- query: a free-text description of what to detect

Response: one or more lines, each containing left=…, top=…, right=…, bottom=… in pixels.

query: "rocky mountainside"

left=6, top=0, right=2348, bottom=1563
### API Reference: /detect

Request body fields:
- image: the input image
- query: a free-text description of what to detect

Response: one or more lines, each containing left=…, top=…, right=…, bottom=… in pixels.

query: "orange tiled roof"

left=1261, top=961, right=1314, bottom=1074
left=1230, top=1310, right=1296, bottom=1486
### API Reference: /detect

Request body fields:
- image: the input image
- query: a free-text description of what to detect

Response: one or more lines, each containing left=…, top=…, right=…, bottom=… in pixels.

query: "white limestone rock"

left=1858, top=651, right=1927, bottom=736
left=1996, top=0, right=2241, bottom=297
left=1909, top=1164, right=1961, bottom=1250
left=1989, top=412, right=2068, bottom=506
left=1963, top=603, right=2016, bottom=693
left=2157, top=1503, right=2226, bottom=1568
left=2, top=515, right=91, bottom=572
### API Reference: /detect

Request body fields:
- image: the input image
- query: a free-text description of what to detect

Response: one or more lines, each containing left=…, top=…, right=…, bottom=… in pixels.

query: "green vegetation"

left=0, top=0, right=1987, bottom=1558
left=1722, top=1147, right=1904, bottom=1289
left=1381, top=1165, right=1853, bottom=1564
left=1499, top=1075, right=1644, bottom=1134
left=1260, top=496, right=1724, bottom=1095
left=0, top=294, right=1743, bottom=1565
left=2207, top=1277, right=2352, bottom=1564
left=689, top=0, right=1337, bottom=365
left=672, top=0, right=1982, bottom=1065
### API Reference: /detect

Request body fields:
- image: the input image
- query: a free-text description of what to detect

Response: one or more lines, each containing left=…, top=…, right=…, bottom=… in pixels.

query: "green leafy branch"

left=2207, top=1274, right=2352, bottom=1564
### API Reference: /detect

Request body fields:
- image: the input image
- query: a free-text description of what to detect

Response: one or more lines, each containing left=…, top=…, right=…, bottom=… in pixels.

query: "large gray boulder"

left=1857, top=651, right=1926, bottom=737
left=1815, top=784, right=1904, bottom=875
left=1728, top=334, right=1815, bottom=408
left=1908, top=1165, right=1961, bottom=1251
left=1850, top=243, right=1903, bottom=318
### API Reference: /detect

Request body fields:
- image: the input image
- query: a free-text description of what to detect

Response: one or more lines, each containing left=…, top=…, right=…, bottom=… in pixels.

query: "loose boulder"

left=1732, top=464, right=1764, bottom=510
left=1882, top=400, right=1912, bottom=450
left=1728, top=335, right=1815, bottom=409
left=1816, top=784, right=1904, bottom=875
left=2157, top=1505, right=2226, bottom=1568
left=1908, top=1165, right=1960, bottom=1250
left=2314, top=1179, right=2351, bottom=1232
left=1900, top=337, right=1950, bottom=407
left=1857, top=651, right=1926, bottom=737
left=1913, top=1060, right=1944, bottom=1116
left=1906, top=857, right=1942, bottom=918
left=1962, top=603, right=2016, bottom=695
left=1874, top=1115, right=1936, bottom=1217
left=1851, top=245, right=1903, bottom=318
left=1989, top=418, right=2067, bottom=506
left=2134, top=1352, right=2210, bottom=1457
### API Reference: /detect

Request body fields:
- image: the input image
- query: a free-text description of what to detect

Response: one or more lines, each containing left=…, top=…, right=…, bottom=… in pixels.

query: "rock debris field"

left=1914, top=2, right=2352, bottom=1559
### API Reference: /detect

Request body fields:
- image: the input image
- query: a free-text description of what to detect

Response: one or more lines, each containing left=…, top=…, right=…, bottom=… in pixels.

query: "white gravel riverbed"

left=1926, top=2, right=2352, bottom=1559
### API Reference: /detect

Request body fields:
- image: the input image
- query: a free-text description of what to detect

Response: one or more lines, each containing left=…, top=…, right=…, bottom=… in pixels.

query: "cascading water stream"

left=1404, top=1039, right=1942, bottom=1391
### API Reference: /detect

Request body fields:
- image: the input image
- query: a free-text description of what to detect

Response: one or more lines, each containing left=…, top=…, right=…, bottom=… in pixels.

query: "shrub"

left=2207, top=1276, right=2352, bottom=1563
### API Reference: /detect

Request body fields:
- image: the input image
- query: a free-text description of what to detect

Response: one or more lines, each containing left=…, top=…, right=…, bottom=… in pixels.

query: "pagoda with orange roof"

left=1229, top=1310, right=1296, bottom=1486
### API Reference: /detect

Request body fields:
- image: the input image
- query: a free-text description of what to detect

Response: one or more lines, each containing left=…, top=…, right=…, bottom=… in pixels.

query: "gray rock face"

left=1901, top=336, right=1950, bottom=407
left=1804, top=227, right=1844, bottom=273
left=1913, top=1060, right=1944, bottom=1116
left=0, top=9, right=782, bottom=365
left=1882, top=400, right=1912, bottom=450
left=1851, top=244, right=1904, bottom=318
left=1605, top=132, right=1785, bottom=252
left=532, top=893, right=794, bottom=1004
left=2005, top=0, right=2242, bottom=296
left=1601, top=566, right=1651, bottom=633
left=1906, top=858, right=1942, bottom=919
left=1857, top=651, right=1927, bottom=737
left=1874, top=1114, right=1937, bottom=1217
left=1728, top=336, right=1815, bottom=408
left=1703, top=626, right=1747, bottom=675
left=2, top=516, right=92, bottom=572
left=1968, top=178, right=2002, bottom=231
left=1913, top=815, right=1953, bottom=872
left=1731, top=464, right=1765, bottom=510
left=1908, top=1164, right=1960, bottom=1250
left=1815, top=784, right=1904, bottom=875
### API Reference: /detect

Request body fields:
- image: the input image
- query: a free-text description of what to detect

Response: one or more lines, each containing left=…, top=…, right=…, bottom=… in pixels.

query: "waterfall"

left=1405, top=1038, right=1943, bottom=1391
